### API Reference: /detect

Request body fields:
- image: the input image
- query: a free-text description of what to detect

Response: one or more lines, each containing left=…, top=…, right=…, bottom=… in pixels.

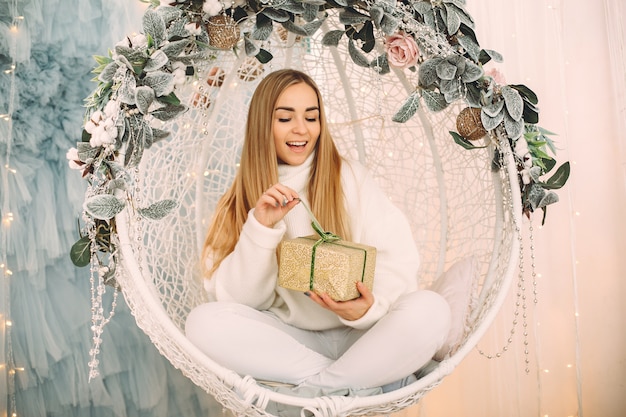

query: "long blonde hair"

left=202, top=69, right=350, bottom=277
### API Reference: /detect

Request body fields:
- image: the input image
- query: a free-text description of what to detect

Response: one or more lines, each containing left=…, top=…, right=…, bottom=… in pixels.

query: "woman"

left=185, top=69, right=451, bottom=393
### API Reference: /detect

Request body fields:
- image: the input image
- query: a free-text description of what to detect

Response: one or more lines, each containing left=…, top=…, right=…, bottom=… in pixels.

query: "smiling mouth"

left=287, top=141, right=307, bottom=148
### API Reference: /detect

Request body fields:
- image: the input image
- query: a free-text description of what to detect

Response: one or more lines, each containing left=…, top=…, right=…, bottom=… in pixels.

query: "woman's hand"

left=254, top=183, right=300, bottom=228
left=306, top=281, right=374, bottom=321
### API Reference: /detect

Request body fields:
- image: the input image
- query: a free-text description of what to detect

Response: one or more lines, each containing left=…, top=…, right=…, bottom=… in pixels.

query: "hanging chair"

left=70, top=1, right=570, bottom=415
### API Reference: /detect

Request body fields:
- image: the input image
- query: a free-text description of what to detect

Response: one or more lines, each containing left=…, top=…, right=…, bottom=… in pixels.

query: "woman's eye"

left=306, top=116, right=319, bottom=122
left=278, top=118, right=291, bottom=123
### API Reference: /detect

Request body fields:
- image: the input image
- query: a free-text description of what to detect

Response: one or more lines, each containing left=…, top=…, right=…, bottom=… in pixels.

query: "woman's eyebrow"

left=274, top=106, right=320, bottom=112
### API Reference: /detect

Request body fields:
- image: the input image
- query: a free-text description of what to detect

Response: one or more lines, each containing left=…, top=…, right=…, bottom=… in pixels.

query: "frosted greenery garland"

left=66, top=0, right=570, bottom=375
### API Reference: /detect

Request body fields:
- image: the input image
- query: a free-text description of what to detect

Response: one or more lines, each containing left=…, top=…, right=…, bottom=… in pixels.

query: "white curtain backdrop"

left=393, top=1, right=626, bottom=416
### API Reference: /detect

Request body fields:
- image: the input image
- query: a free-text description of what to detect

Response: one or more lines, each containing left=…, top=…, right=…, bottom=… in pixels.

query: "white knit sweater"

left=204, top=153, right=420, bottom=330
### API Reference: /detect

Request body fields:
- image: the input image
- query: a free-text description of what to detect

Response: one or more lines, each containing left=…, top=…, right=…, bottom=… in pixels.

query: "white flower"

left=185, top=22, right=202, bottom=36
left=85, top=109, right=118, bottom=148
left=104, top=99, right=121, bottom=119
left=129, top=33, right=148, bottom=49
left=203, top=0, right=223, bottom=17
left=514, top=138, right=530, bottom=159
left=172, top=62, right=187, bottom=85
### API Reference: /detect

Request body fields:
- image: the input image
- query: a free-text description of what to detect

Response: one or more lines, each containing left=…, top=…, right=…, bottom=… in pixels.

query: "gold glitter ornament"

left=456, top=107, right=487, bottom=141
left=206, top=15, right=240, bottom=50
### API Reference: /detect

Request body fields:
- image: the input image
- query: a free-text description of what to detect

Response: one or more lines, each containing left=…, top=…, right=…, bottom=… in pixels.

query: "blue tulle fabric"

left=0, top=0, right=220, bottom=415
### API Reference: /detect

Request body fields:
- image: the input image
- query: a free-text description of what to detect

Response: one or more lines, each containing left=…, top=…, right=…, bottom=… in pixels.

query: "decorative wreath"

left=68, top=0, right=569, bottom=288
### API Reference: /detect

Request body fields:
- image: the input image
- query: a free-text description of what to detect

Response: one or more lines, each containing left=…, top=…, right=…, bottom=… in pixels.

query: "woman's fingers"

left=263, top=184, right=298, bottom=207
left=305, top=281, right=374, bottom=321
left=254, top=184, right=300, bottom=227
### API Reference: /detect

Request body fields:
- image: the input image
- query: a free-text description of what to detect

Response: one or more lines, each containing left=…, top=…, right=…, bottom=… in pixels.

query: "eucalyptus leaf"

left=450, top=131, right=485, bottom=150
left=144, top=49, right=169, bottom=72
left=117, top=72, right=137, bottom=105
left=143, top=9, right=166, bottom=47
left=98, top=61, right=120, bottom=83
left=444, top=5, right=461, bottom=34
left=501, top=85, right=524, bottom=121
left=347, top=39, right=370, bottom=68
left=522, top=101, right=539, bottom=124
left=339, top=8, right=371, bottom=25
left=156, top=5, right=183, bottom=25
left=151, top=128, right=171, bottom=144
left=479, top=48, right=503, bottom=65
left=423, top=90, right=449, bottom=112
left=510, top=84, right=538, bottom=105
left=440, top=78, right=460, bottom=96
left=282, top=19, right=323, bottom=37
left=380, top=13, right=400, bottom=35
left=527, top=183, right=546, bottom=210
left=537, top=191, right=559, bottom=208
left=461, top=60, right=483, bottom=83
left=137, top=199, right=179, bottom=220
left=482, top=99, right=504, bottom=118
left=256, top=48, right=274, bottom=64
left=161, top=39, right=191, bottom=59
left=413, top=2, right=433, bottom=16
left=528, top=165, right=542, bottom=182
left=77, top=142, right=101, bottom=162
left=70, top=235, right=92, bottom=267
left=150, top=103, right=186, bottom=121
left=370, top=54, right=390, bottom=75
left=446, top=2, right=474, bottom=28
left=322, top=30, right=344, bottom=47
left=253, top=13, right=274, bottom=40
left=135, top=86, right=155, bottom=114
left=480, top=108, right=504, bottom=131
left=244, top=34, right=261, bottom=57
left=392, top=91, right=420, bottom=123
left=107, top=178, right=128, bottom=193
left=143, top=71, right=175, bottom=97
left=274, top=0, right=305, bottom=14
left=543, top=162, right=570, bottom=190
left=418, top=58, right=442, bottom=88
left=84, top=194, right=126, bottom=220
left=302, top=2, right=319, bottom=22
left=436, top=59, right=458, bottom=80
left=261, top=8, right=290, bottom=22
left=369, top=5, right=384, bottom=27
left=457, top=31, right=480, bottom=61
left=504, top=111, right=524, bottom=139
left=115, top=45, right=147, bottom=64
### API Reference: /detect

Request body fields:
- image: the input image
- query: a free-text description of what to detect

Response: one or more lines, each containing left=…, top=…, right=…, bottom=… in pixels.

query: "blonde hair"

left=202, top=69, right=350, bottom=277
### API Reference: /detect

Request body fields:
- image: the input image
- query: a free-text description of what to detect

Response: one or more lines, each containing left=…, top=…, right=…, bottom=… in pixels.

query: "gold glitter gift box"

left=278, top=235, right=376, bottom=301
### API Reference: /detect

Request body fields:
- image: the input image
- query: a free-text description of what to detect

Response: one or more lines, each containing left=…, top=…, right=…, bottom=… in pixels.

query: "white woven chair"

left=83, top=3, right=525, bottom=416
left=111, top=35, right=520, bottom=417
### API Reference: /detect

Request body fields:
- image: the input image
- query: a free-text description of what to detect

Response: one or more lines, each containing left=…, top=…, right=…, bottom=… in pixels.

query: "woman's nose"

left=292, top=117, right=307, bottom=134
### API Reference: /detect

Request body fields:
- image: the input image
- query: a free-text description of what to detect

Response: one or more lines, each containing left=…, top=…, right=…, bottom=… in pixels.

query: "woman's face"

left=272, top=82, right=321, bottom=166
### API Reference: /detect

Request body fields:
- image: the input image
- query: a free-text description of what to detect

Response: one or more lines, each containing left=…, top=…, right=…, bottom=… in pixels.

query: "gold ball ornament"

left=207, top=15, right=240, bottom=50
left=237, top=57, right=264, bottom=82
left=456, top=107, right=487, bottom=141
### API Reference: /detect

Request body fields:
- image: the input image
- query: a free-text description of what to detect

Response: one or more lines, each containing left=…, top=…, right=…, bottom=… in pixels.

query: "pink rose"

left=385, top=32, right=420, bottom=69
left=485, top=67, right=506, bottom=85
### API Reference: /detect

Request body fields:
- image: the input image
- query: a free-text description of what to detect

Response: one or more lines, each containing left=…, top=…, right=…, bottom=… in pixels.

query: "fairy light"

left=2, top=3, right=23, bottom=417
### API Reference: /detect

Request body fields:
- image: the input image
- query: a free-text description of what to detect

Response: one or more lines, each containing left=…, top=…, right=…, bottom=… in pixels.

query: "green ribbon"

left=297, top=199, right=367, bottom=292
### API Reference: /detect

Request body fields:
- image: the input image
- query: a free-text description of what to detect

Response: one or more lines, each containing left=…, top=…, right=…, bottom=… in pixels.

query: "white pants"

left=185, top=290, right=451, bottom=390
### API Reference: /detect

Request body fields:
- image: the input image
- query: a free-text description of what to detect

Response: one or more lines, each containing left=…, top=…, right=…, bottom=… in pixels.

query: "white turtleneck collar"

left=277, top=151, right=315, bottom=193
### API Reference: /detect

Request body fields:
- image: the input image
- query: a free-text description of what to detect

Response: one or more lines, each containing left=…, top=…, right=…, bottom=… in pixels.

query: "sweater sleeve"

left=338, top=162, right=420, bottom=330
left=204, top=208, right=286, bottom=310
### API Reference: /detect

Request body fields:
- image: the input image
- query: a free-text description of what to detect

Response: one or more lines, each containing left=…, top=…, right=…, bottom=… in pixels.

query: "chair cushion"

left=430, top=257, right=477, bottom=361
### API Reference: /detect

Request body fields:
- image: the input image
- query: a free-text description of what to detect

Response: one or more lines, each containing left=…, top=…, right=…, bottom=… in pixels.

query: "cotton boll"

left=203, top=0, right=223, bottom=17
